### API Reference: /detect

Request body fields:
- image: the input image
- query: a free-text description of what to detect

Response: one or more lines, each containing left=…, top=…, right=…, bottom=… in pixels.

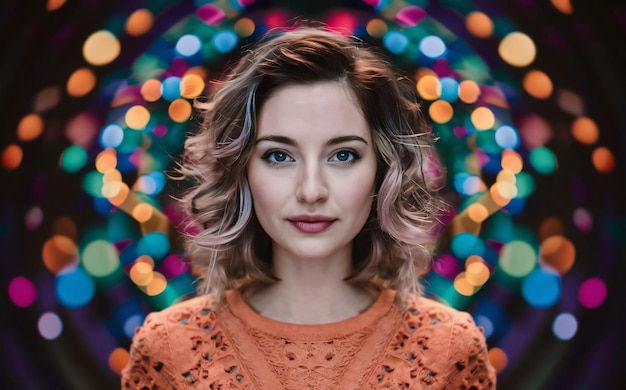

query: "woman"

left=121, top=26, right=497, bottom=389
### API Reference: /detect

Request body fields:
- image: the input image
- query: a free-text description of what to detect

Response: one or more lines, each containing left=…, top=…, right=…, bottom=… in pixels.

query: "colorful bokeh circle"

left=2, top=0, right=625, bottom=388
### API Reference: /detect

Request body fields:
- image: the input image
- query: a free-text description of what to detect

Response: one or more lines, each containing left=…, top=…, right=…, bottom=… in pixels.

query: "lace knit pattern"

left=121, top=290, right=496, bottom=389
left=250, top=327, right=371, bottom=389
left=122, top=296, right=257, bottom=389
left=366, top=294, right=495, bottom=388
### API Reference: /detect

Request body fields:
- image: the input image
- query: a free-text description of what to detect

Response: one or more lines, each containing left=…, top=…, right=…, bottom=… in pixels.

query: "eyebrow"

left=255, top=135, right=369, bottom=146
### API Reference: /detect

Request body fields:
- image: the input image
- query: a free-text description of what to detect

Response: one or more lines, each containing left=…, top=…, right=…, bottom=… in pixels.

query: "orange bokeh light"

left=132, top=203, right=154, bottom=223
left=416, top=75, right=441, bottom=101
left=592, top=146, right=614, bottom=173
left=501, top=149, right=523, bottom=173
left=366, top=18, right=388, bottom=38
left=234, top=17, right=256, bottom=38
left=428, top=100, right=453, bottom=123
left=168, top=99, right=192, bottom=122
left=46, top=0, right=66, bottom=11
left=540, top=235, right=576, bottom=274
left=489, top=184, right=511, bottom=207
left=453, top=273, right=476, bottom=296
left=471, top=107, right=495, bottom=130
left=2, top=144, right=23, bottom=171
left=499, top=32, right=536, bottom=67
left=144, top=272, right=167, bottom=296
left=83, top=30, right=120, bottom=66
left=106, top=182, right=130, bottom=206
left=488, top=347, right=508, bottom=373
left=465, top=11, right=493, bottom=38
left=141, top=79, right=162, bottom=102
left=129, top=261, right=154, bottom=286
left=67, top=68, right=97, bottom=97
left=467, top=203, right=489, bottom=223
left=571, top=116, right=599, bottom=145
left=550, top=0, right=573, bottom=14
left=52, top=216, right=78, bottom=241
left=180, top=74, right=205, bottom=98
left=108, top=348, right=130, bottom=375
left=458, top=80, right=481, bottom=104
left=523, top=70, right=553, bottom=99
left=125, top=9, right=154, bottom=37
left=465, top=261, right=490, bottom=286
left=538, top=217, right=564, bottom=241
left=95, top=149, right=118, bottom=173
left=125, top=105, right=151, bottom=130
left=42, top=235, right=78, bottom=274
left=17, top=113, right=44, bottom=142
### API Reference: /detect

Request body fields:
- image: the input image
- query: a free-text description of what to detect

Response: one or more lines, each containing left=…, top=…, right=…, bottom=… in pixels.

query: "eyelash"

left=261, top=150, right=294, bottom=165
left=330, top=150, right=360, bottom=164
left=261, top=149, right=361, bottom=166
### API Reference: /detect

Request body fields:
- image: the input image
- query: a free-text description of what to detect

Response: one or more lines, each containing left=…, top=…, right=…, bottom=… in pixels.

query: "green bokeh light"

left=137, top=232, right=170, bottom=260
left=451, top=232, right=485, bottom=260
left=60, top=145, right=88, bottom=173
left=82, top=239, right=121, bottom=277
left=499, top=240, right=537, bottom=277
left=530, top=146, right=557, bottom=175
left=82, top=171, right=104, bottom=198
left=514, top=171, right=536, bottom=198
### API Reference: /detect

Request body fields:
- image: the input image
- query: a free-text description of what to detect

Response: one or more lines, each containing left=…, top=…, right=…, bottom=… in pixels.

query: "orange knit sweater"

left=121, top=289, right=496, bottom=389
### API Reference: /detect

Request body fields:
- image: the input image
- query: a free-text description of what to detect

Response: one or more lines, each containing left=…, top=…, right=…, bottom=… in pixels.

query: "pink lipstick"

left=289, top=215, right=335, bottom=233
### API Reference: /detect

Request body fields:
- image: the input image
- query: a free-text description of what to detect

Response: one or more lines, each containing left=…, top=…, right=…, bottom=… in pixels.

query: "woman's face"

left=247, top=81, right=377, bottom=264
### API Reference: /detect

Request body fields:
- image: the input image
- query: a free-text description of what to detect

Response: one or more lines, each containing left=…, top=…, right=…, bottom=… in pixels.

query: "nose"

left=295, top=161, right=329, bottom=204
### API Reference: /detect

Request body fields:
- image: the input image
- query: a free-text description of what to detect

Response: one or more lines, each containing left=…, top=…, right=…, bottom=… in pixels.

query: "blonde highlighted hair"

left=177, top=26, right=448, bottom=304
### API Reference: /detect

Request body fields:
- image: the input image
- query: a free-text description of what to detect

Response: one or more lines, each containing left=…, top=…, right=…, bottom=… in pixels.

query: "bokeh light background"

left=1, top=0, right=625, bottom=388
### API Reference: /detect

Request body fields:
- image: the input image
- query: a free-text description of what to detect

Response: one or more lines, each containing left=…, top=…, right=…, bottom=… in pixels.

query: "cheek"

left=249, top=177, right=268, bottom=208
left=343, top=168, right=377, bottom=209
left=248, top=170, right=283, bottom=216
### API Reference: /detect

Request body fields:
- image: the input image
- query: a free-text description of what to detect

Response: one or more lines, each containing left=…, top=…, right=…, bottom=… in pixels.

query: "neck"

left=246, top=281, right=376, bottom=324
left=244, top=247, right=377, bottom=324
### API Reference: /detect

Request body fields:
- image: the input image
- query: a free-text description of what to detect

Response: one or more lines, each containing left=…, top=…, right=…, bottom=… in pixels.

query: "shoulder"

left=398, top=294, right=486, bottom=353
left=402, top=294, right=480, bottom=335
left=134, top=295, right=218, bottom=341
left=404, top=293, right=465, bottom=322
left=376, top=293, right=496, bottom=388
left=407, top=294, right=490, bottom=354
left=134, top=294, right=221, bottom=356
left=151, top=294, right=217, bottom=326
left=121, top=295, right=218, bottom=388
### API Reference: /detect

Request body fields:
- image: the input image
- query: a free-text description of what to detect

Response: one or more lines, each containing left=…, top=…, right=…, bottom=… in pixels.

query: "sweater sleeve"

left=444, top=311, right=497, bottom=389
left=120, top=311, right=178, bottom=389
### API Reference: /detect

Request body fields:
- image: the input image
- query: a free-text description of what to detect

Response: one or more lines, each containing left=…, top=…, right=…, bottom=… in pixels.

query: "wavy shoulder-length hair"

left=178, top=26, right=448, bottom=305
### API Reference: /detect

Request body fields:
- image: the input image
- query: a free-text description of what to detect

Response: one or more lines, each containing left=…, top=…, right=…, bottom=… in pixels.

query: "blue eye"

left=263, top=151, right=293, bottom=164
left=332, top=150, right=357, bottom=162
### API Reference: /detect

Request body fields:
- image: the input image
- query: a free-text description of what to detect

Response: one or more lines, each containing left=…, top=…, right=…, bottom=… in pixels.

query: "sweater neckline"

left=224, top=288, right=397, bottom=339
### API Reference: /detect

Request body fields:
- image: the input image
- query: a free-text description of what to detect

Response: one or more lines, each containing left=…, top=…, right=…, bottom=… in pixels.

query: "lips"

left=288, top=215, right=336, bottom=233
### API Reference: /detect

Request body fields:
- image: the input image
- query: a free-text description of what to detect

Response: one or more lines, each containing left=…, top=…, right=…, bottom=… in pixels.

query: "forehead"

left=255, top=81, right=370, bottom=140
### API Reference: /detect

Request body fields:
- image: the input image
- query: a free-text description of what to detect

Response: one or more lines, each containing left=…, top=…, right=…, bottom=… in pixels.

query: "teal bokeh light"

left=55, top=269, right=96, bottom=308
left=60, top=145, right=88, bottom=173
